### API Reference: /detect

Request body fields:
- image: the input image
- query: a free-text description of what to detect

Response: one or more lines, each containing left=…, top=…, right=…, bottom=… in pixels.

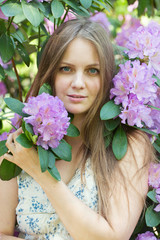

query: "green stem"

left=11, top=58, right=22, bottom=102
left=7, top=16, right=14, bottom=34
left=61, top=7, right=69, bottom=25
left=38, top=26, right=41, bottom=52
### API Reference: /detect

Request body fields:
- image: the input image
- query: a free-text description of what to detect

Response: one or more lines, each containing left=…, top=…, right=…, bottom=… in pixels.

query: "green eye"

left=89, top=68, right=99, bottom=74
left=61, top=66, right=71, bottom=72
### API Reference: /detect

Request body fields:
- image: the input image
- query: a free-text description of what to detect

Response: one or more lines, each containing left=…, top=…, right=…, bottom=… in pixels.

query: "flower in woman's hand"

left=22, top=93, right=70, bottom=150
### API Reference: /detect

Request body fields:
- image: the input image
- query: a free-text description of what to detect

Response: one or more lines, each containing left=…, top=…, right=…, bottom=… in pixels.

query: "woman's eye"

left=88, top=68, right=99, bottom=75
left=60, top=66, right=71, bottom=72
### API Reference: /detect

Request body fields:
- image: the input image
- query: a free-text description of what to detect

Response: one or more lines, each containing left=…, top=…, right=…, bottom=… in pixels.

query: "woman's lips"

left=68, top=94, right=87, bottom=102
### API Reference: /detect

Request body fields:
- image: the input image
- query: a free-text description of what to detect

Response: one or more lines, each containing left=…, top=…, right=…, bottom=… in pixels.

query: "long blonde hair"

left=26, top=18, right=155, bottom=222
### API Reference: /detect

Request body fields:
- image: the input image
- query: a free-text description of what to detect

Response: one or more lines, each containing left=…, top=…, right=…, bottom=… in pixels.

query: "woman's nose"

left=71, top=71, right=85, bottom=89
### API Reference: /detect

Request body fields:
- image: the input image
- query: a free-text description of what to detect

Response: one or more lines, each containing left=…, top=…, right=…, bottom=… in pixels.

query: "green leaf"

left=51, top=0, right=64, bottom=18
left=100, top=100, right=121, bottom=120
left=67, top=124, right=80, bottom=137
left=1, top=0, right=23, bottom=17
left=0, top=65, right=5, bottom=79
left=153, top=141, right=160, bottom=154
left=147, top=190, right=159, bottom=203
left=0, top=20, right=6, bottom=36
left=48, top=150, right=56, bottom=169
left=0, top=34, right=15, bottom=63
left=153, top=75, right=160, bottom=87
left=25, top=122, right=34, bottom=135
left=80, top=0, right=92, bottom=8
left=48, top=165, right=61, bottom=181
left=137, top=0, right=146, bottom=16
left=78, top=6, right=90, bottom=16
left=16, top=40, right=30, bottom=67
left=104, top=133, right=113, bottom=148
left=0, top=159, right=21, bottom=180
left=93, top=0, right=110, bottom=11
left=145, top=205, right=160, bottom=227
left=105, top=118, right=121, bottom=131
left=51, top=139, right=72, bottom=162
left=21, top=0, right=42, bottom=27
left=62, top=0, right=79, bottom=10
left=4, top=97, right=28, bottom=117
left=38, top=83, right=52, bottom=95
left=16, top=133, right=33, bottom=148
left=0, top=140, right=8, bottom=157
left=112, top=125, right=128, bottom=160
left=38, top=146, right=49, bottom=172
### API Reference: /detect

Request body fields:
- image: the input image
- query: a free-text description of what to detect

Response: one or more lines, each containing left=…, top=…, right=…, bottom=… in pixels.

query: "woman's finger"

left=3, top=153, right=14, bottom=163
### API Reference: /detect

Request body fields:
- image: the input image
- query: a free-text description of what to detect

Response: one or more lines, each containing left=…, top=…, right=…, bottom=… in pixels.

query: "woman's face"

left=55, top=38, right=101, bottom=119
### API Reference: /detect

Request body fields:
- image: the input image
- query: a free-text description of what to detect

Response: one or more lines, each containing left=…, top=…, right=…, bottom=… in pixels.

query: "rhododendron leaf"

left=25, top=122, right=34, bottom=135
left=38, top=83, right=52, bottom=95
left=145, top=205, right=160, bottom=227
left=1, top=0, right=23, bottom=17
left=0, top=159, right=21, bottom=180
left=21, top=0, right=42, bottom=27
left=62, top=0, right=79, bottom=10
left=16, top=133, right=33, bottom=148
left=0, top=34, right=15, bottom=63
left=16, top=40, right=30, bottom=67
left=93, top=0, right=110, bottom=11
left=112, top=125, right=127, bottom=160
left=0, top=65, right=5, bottom=79
left=0, top=140, right=8, bottom=157
left=104, top=133, right=113, bottom=148
left=48, top=150, right=56, bottom=169
left=138, top=0, right=146, bottom=16
left=51, top=139, right=72, bottom=162
left=38, top=146, right=49, bottom=172
left=105, top=118, right=121, bottom=131
left=67, top=124, right=80, bottom=137
left=153, top=75, right=160, bottom=87
left=80, top=0, right=92, bottom=9
left=4, top=97, right=28, bottom=117
left=147, top=190, right=159, bottom=203
left=153, top=141, right=160, bottom=154
left=48, top=165, right=61, bottom=181
left=100, top=100, right=121, bottom=120
left=51, top=0, right=64, bottom=18
left=148, top=105, right=160, bottom=111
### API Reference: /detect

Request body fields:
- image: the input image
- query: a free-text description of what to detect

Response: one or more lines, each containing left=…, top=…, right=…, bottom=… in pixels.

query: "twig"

left=11, top=58, right=22, bottom=102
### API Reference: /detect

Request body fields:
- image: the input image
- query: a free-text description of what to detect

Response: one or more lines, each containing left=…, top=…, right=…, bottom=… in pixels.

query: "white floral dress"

left=16, top=159, right=98, bottom=240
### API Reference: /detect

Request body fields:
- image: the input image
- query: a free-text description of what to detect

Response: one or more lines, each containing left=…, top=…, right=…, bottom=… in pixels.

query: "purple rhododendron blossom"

left=126, top=21, right=160, bottom=78
left=136, top=231, right=158, bottom=240
left=0, top=82, right=7, bottom=97
left=90, top=12, right=110, bottom=32
left=148, top=163, right=160, bottom=189
left=110, top=60, right=158, bottom=128
left=154, top=188, right=160, bottom=212
left=0, top=131, right=9, bottom=141
left=22, top=93, right=70, bottom=150
left=115, top=16, right=141, bottom=47
left=10, top=113, right=22, bottom=133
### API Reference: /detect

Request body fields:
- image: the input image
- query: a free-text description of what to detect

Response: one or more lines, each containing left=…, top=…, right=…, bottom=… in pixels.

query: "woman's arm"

left=3, top=129, right=149, bottom=240
left=0, top=157, right=18, bottom=236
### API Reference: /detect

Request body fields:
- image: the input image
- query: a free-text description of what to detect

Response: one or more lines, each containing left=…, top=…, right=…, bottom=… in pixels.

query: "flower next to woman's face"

left=136, top=231, right=158, bottom=240
left=148, top=163, right=160, bottom=189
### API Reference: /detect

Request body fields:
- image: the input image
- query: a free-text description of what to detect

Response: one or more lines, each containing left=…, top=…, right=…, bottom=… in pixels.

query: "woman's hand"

left=4, top=128, right=41, bottom=178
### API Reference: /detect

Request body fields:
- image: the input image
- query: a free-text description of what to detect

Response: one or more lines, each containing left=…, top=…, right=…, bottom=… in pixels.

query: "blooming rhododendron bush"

left=0, top=0, right=160, bottom=238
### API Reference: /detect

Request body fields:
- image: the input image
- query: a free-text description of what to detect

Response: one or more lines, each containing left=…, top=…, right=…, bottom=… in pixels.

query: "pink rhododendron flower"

left=90, top=12, right=110, bottom=32
left=126, top=21, right=160, bottom=77
left=110, top=60, right=158, bottom=128
left=115, top=16, right=141, bottom=47
left=136, top=231, right=158, bottom=240
left=0, top=82, right=7, bottom=97
left=22, top=93, right=70, bottom=150
left=148, top=163, right=160, bottom=189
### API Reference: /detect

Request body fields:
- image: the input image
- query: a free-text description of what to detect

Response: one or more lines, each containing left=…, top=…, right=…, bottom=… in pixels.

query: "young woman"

left=0, top=18, right=155, bottom=240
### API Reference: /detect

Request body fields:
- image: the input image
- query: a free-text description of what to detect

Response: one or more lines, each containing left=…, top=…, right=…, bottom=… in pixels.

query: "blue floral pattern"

left=16, top=159, right=98, bottom=240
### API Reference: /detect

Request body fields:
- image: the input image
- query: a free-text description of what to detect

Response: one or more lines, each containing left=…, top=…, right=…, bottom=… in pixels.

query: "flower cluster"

left=90, top=12, right=110, bottom=33
left=110, top=60, right=158, bottom=128
left=149, top=163, right=160, bottom=212
left=111, top=21, right=160, bottom=133
left=22, top=93, right=70, bottom=150
left=136, top=231, right=158, bottom=240
left=115, top=16, right=141, bottom=47
left=126, top=21, right=160, bottom=78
